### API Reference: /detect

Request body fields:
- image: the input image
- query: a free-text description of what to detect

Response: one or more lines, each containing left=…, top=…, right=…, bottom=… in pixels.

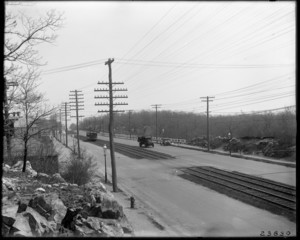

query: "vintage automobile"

left=86, top=131, right=97, bottom=141
left=160, top=138, right=172, bottom=146
left=137, top=136, right=154, bottom=148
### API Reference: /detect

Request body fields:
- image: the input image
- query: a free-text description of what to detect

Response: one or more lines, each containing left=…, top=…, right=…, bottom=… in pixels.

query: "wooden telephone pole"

left=69, top=90, right=84, bottom=157
left=59, top=109, right=62, bottom=142
left=61, top=102, right=71, bottom=147
left=200, top=96, right=214, bottom=151
left=94, top=58, right=128, bottom=192
left=151, top=104, right=162, bottom=143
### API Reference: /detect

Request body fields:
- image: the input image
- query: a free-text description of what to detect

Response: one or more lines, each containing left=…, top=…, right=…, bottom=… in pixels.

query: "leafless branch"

left=4, top=9, right=64, bottom=66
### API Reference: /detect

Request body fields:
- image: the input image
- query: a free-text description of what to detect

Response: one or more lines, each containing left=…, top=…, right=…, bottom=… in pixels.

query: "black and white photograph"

left=2, top=0, right=296, bottom=237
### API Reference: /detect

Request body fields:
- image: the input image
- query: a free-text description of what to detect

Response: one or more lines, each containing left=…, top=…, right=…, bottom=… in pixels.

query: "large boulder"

left=2, top=215, right=16, bottom=236
left=2, top=203, right=19, bottom=219
left=101, top=193, right=123, bottom=219
left=24, top=207, right=55, bottom=236
left=11, top=161, right=37, bottom=177
left=2, top=204, right=19, bottom=236
left=3, top=163, right=11, bottom=172
left=80, top=191, right=123, bottom=220
left=17, top=200, right=28, bottom=213
left=11, top=207, right=55, bottom=237
left=119, top=215, right=134, bottom=235
left=35, top=172, right=51, bottom=183
left=81, top=203, right=103, bottom=218
left=11, top=161, right=24, bottom=170
left=74, top=217, right=124, bottom=237
left=12, top=213, right=33, bottom=237
left=61, top=208, right=82, bottom=231
left=28, top=196, right=53, bottom=220
left=50, top=173, right=66, bottom=184
left=2, top=177, right=16, bottom=192
left=49, top=195, right=67, bottom=224
left=74, top=223, right=100, bottom=237
left=84, top=181, right=107, bottom=193
left=99, top=218, right=124, bottom=236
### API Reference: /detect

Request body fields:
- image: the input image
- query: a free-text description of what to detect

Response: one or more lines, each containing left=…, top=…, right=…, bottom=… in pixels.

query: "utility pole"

left=94, top=58, right=128, bottom=192
left=151, top=104, right=162, bottom=143
left=54, top=113, right=58, bottom=138
left=69, top=90, right=84, bottom=157
left=59, top=108, right=62, bottom=142
left=128, top=110, right=133, bottom=139
left=200, top=96, right=214, bottom=151
left=62, top=102, right=71, bottom=147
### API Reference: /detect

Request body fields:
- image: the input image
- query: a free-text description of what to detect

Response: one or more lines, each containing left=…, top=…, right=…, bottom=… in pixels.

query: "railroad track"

left=179, top=166, right=296, bottom=213
left=79, top=136, right=174, bottom=160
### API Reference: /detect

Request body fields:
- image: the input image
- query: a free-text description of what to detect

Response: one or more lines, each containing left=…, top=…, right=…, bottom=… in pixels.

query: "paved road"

left=76, top=132, right=296, bottom=237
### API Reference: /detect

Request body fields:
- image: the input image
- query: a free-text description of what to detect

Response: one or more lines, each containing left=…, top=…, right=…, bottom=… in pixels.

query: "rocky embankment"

left=2, top=161, right=134, bottom=237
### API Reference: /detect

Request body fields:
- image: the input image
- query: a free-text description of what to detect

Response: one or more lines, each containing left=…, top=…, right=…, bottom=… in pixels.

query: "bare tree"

left=4, top=9, right=64, bottom=67
left=3, top=6, right=63, bottom=165
left=14, top=67, right=56, bottom=172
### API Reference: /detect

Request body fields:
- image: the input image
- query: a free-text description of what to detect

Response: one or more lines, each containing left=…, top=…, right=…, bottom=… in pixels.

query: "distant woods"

left=79, top=107, right=296, bottom=146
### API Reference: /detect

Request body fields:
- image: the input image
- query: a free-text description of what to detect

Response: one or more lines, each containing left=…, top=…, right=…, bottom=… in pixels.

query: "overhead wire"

left=214, top=72, right=294, bottom=96
left=151, top=6, right=294, bottom=85
left=192, top=7, right=295, bottom=64
left=41, top=3, right=294, bottom=116
left=111, top=3, right=178, bottom=77
left=116, top=3, right=200, bottom=87
left=120, top=3, right=292, bottom=95
left=118, top=4, right=233, bottom=89
left=41, top=59, right=107, bottom=75
left=211, top=92, right=294, bottom=111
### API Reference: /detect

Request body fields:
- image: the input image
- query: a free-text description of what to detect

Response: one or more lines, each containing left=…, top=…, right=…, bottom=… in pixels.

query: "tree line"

left=78, top=107, right=296, bottom=146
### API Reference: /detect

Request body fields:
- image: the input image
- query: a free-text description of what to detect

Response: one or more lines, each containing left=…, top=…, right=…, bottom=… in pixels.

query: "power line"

left=111, top=3, right=177, bottom=75
left=41, top=59, right=107, bottom=75
left=214, top=72, right=294, bottom=96
left=211, top=93, right=294, bottom=112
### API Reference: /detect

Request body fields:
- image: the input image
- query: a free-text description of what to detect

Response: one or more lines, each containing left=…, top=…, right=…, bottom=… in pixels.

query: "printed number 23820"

left=260, top=231, right=291, bottom=237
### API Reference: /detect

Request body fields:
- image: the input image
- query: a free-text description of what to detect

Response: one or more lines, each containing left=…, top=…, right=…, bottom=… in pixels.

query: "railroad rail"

left=78, top=135, right=174, bottom=160
left=179, top=166, right=296, bottom=216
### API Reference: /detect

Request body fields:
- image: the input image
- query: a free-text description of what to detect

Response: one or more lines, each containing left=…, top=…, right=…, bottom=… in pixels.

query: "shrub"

left=61, top=149, right=95, bottom=186
left=210, top=137, right=224, bottom=149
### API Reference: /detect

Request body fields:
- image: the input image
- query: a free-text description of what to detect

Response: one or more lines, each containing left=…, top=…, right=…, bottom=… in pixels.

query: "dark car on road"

left=138, top=136, right=154, bottom=148
left=160, top=138, right=172, bottom=146
left=86, top=131, right=97, bottom=141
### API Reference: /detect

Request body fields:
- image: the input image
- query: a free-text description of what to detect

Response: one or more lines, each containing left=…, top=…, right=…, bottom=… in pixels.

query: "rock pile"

left=2, top=162, right=134, bottom=237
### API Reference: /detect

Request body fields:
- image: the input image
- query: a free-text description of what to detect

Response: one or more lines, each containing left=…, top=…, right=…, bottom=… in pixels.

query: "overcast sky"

left=6, top=1, right=296, bottom=120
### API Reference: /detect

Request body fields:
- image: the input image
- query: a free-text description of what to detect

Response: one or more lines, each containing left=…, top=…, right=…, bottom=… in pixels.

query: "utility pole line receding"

left=151, top=104, right=162, bottom=143
left=200, top=96, right=214, bottom=151
left=54, top=113, right=58, bottom=138
left=69, top=90, right=84, bottom=157
left=62, top=102, right=71, bottom=147
left=95, top=58, right=128, bottom=192
left=59, top=108, right=62, bottom=142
